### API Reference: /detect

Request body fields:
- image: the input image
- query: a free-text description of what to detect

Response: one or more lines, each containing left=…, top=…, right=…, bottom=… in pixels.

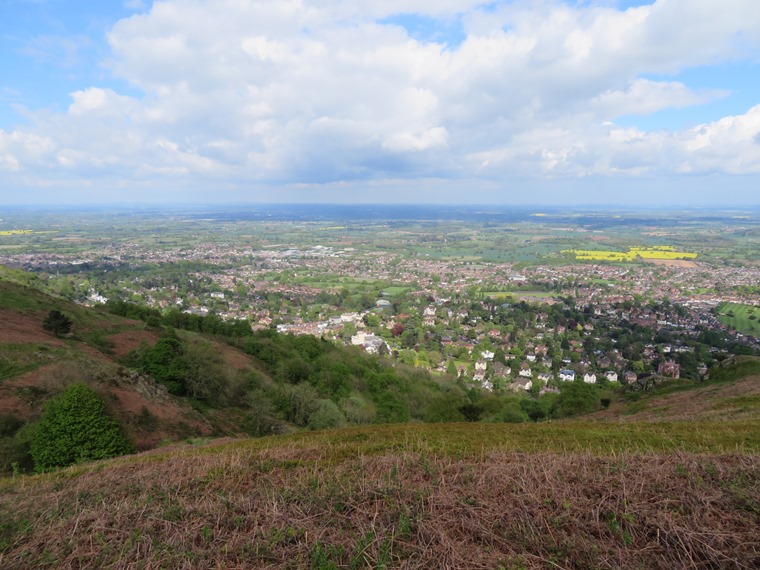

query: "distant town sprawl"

left=1, top=207, right=759, bottom=391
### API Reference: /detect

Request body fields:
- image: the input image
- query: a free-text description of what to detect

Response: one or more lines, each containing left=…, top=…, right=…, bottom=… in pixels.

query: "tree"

left=42, top=310, right=72, bottom=337
left=28, top=383, right=133, bottom=472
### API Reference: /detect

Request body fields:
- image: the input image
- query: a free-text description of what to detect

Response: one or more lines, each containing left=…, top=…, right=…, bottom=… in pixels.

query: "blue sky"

left=1, top=0, right=760, bottom=205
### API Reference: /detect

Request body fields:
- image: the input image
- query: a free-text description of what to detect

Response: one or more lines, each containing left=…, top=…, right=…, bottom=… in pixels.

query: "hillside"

left=1, top=422, right=758, bottom=569
left=588, top=356, right=760, bottom=423
left=0, top=269, right=255, bottom=467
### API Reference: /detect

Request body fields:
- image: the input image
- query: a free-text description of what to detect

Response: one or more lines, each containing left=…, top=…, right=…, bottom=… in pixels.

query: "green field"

left=381, top=285, right=410, bottom=295
left=717, top=302, right=760, bottom=336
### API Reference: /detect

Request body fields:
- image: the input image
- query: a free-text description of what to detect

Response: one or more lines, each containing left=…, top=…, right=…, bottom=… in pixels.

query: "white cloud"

left=2, top=0, right=760, bottom=199
left=592, top=79, right=726, bottom=117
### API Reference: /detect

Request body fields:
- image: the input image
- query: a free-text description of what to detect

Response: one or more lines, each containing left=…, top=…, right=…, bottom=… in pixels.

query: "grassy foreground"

left=2, top=422, right=759, bottom=569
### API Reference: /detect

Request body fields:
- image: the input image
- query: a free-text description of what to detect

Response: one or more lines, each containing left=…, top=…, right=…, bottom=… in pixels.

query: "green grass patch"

left=713, top=395, right=760, bottom=412
left=708, top=357, right=760, bottom=383
left=716, top=302, right=760, bottom=337
left=512, top=291, right=559, bottom=299
left=136, top=420, right=760, bottom=465
left=0, top=344, right=68, bottom=382
left=482, top=291, right=514, bottom=299
left=381, top=286, right=410, bottom=296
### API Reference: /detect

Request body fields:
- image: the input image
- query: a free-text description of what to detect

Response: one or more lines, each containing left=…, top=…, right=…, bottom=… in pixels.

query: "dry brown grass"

left=1, top=437, right=758, bottom=569
left=590, top=375, right=760, bottom=423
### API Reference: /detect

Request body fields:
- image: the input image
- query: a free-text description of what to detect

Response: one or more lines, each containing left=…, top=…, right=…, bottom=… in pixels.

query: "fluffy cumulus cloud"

left=2, top=0, right=760, bottom=199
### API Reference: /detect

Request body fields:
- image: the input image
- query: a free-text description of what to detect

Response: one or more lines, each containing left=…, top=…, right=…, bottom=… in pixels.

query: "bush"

left=374, top=391, right=410, bottom=424
left=341, top=394, right=376, bottom=424
left=307, top=399, right=346, bottom=430
left=553, top=381, right=599, bottom=418
left=0, top=415, right=23, bottom=437
left=423, top=393, right=466, bottom=423
left=0, top=437, right=33, bottom=474
left=487, top=401, right=529, bottom=423
left=139, top=337, right=187, bottom=395
left=520, top=398, right=546, bottom=421
left=245, top=390, right=278, bottom=436
left=28, top=383, right=133, bottom=472
left=272, top=383, right=320, bottom=426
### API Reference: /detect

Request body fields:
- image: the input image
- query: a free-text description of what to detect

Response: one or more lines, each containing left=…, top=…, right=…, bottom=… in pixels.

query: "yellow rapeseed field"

left=563, top=246, right=697, bottom=261
left=0, top=230, right=34, bottom=236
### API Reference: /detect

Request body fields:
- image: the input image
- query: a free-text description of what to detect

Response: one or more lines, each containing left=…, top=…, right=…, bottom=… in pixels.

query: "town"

left=2, top=206, right=759, bottom=394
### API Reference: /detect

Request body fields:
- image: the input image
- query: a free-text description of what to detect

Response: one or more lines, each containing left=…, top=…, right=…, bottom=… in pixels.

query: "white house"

left=583, top=373, right=597, bottom=384
left=604, top=371, right=618, bottom=382
left=481, top=350, right=495, bottom=361
left=350, top=332, right=369, bottom=346
left=519, top=368, right=533, bottom=378
left=559, top=369, right=576, bottom=382
left=351, top=332, right=387, bottom=354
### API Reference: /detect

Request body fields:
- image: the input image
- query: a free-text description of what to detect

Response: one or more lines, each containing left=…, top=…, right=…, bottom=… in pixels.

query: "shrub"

left=28, top=383, right=133, bottom=472
left=487, top=401, right=529, bottom=423
left=0, top=415, right=23, bottom=437
left=246, top=390, right=277, bottom=436
left=553, top=381, right=599, bottom=418
left=373, top=391, right=410, bottom=424
left=341, top=394, right=377, bottom=424
left=0, top=437, right=33, bottom=474
left=272, top=383, right=320, bottom=426
left=307, top=399, right=346, bottom=430
left=520, top=398, right=546, bottom=421
left=423, top=393, right=466, bottom=423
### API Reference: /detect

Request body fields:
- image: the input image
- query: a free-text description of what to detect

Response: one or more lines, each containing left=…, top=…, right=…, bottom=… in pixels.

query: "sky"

left=1, top=0, right=760, bottom=206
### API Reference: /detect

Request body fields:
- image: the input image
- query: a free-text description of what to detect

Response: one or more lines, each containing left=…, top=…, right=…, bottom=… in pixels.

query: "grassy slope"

left=1, top=423, right=758, bottom=569
left=589, top=357, right=760, bottom=423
